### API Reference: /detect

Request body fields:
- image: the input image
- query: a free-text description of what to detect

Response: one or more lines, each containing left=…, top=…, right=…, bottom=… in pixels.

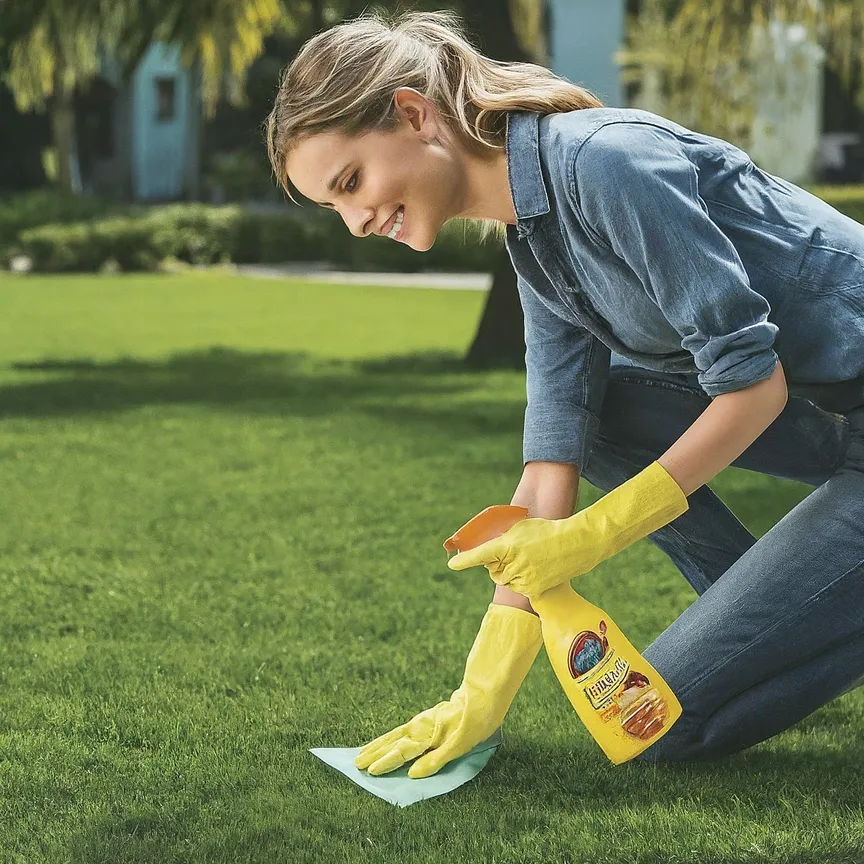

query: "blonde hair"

left=265, top=8, right=603, bottom=244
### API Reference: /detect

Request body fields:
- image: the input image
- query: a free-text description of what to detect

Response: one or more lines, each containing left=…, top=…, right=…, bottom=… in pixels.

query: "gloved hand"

left=446, top=461, right=688, bottom=599
left=354, top=603, right=542, bottom=778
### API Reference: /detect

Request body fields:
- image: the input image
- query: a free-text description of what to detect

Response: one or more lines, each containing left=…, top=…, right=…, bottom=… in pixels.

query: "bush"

left=10, top=202, right=503, bottom=274
left=0, top=189, right=133, bottom=251
left=232, top=208, right=329, bottom=264
left=15, top=218, right=161, bottom=272
left=94, top=219, right=162, bottom=271
left=146, top=204, right=241, bottom=266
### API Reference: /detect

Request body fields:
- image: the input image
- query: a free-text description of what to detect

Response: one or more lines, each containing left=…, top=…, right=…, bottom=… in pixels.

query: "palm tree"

left=3, top=0, right=112, bottom=192
left=2, top=0, right=291, bottom=193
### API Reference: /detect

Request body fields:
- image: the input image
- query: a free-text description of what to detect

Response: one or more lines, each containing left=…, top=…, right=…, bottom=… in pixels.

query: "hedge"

left=6, top=202, right=503, bottom=273
left=0, top=190, right=134, bottom=252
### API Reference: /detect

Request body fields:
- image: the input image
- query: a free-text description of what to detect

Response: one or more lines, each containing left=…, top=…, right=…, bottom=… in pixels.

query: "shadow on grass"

left=1, top=347, right=526, bottom=440
left=12, top=353, right=857, bottom=860
left=3, top=347, right=814, bottom=527
left=64, top=734, right=864, bottom=863
left=489, top=728, right=864, bottom=816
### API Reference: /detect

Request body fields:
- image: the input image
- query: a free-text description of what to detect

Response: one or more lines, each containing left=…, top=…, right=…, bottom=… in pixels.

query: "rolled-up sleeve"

left=518, top=274, right=610, bottom=468
left=572, top=123, right=779, bottom=397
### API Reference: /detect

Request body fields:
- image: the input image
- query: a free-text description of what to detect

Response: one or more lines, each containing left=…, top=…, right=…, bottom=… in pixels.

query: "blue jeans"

left=580, top=362, right=864, bottom=763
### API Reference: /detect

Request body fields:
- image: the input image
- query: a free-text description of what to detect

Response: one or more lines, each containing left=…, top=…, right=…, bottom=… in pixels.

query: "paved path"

left=234, top=263, right=492, bottom=290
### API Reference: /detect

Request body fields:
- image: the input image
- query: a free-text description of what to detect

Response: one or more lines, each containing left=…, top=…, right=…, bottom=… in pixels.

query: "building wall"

left=548, top=0, right=625, bottom=106
left=131, top=42, right=194, bottom=200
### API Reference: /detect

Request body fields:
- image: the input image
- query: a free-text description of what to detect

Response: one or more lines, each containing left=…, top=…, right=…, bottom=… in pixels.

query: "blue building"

left=80, top=42, right=202, bottom=200
left=129, top=42, right=202, bottom=200
left=548, top=0, right=625, bottom=106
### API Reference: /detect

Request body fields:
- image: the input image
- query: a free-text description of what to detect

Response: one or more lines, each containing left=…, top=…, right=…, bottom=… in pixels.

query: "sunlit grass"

left=0, top=271, right=861, bottom=863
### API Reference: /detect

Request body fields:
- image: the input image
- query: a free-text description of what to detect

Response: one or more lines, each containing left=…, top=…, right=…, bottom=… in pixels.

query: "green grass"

left=0, top=271, right=861, bottom=864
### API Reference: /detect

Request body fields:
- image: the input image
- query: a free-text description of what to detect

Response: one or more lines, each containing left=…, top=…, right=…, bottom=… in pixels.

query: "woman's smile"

left=384, top=205, right=406, bottom=240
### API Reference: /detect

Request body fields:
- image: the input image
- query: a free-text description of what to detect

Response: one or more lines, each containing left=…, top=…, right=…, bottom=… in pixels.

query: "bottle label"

left=567, top=623, right=610, bottom=679
left=567, top=621, right=672, bottom=741
left=583, top=653, right=630, bottom=710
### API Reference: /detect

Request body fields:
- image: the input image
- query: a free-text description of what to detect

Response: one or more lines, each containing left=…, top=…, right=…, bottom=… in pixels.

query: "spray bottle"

left=444, top=504, right=682, bottom=764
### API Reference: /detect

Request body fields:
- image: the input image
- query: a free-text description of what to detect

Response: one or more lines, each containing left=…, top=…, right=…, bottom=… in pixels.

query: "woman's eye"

left=345, top=172, right=359, bottom=193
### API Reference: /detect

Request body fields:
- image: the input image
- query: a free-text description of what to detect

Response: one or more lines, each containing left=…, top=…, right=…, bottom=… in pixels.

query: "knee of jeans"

left=633, top=716, right=706, bottom=764
left=634, top=708, right=756, bottom=764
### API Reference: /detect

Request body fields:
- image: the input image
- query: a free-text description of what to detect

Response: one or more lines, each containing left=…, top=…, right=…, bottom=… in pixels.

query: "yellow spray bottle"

left=444, top=505, right=682, bottom=764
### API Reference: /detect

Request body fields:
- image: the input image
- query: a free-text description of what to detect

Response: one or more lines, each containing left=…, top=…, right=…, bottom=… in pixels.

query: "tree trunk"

left=113, top=77, right=135, bottom=200
left=309, top=0, right=326, bottom=33
left=459, top=0, right=536, bottom=370
left=466, top=242, right=527, bottom=369
left=51, top=62, right=78, bottom=194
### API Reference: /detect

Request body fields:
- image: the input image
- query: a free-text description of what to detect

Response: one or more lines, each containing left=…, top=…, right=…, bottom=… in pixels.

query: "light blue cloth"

left=309, top=728, right=503, bottom=808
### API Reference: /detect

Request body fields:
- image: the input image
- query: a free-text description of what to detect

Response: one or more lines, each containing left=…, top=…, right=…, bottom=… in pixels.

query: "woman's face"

left=285, top=92, right=467, bottom=252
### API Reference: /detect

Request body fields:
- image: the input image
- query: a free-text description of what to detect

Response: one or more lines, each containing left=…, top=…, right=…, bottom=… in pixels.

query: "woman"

left=265, top=9, right=864, bottom=779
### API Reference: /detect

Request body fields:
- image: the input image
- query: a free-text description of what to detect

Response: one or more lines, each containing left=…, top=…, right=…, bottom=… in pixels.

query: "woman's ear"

left=393, top=87, right=438, bottom=141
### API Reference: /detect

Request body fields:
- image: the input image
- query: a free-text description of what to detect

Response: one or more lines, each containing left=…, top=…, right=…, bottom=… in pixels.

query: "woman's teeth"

left=387, top=206, right=405, bottom=240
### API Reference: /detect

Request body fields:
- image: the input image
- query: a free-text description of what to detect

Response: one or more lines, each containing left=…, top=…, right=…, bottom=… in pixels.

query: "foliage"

left=1, top=0, right=302, bottom=193
left=1, top=0, right=116, bottom=112
left=2, top=0, right=296, bottom=114
left=619, top=0, right=864, bottom=145
left=148, top=0, right=291, bottom=114
left=204, top=150, right=280, bottom=203
left=5, top=183, right=864, bottom=274
left=809, top=183, right=864, bottom=223
left=0, top=190, right=134, bottom=250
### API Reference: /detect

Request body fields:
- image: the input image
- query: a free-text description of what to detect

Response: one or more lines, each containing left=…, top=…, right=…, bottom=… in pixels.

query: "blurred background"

left=2, top=0, right=864, bottom=367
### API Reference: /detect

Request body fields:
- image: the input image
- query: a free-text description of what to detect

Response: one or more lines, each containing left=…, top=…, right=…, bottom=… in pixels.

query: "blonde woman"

left=266, top=9, right=864, bottom=778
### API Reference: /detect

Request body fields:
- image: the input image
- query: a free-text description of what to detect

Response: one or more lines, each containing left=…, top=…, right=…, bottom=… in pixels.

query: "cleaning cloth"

left=309, top=727, right=502, bottom=808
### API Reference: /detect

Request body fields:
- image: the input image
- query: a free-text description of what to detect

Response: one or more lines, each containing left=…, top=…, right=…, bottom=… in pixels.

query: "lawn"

left=0, top=271, right=861, bottom=863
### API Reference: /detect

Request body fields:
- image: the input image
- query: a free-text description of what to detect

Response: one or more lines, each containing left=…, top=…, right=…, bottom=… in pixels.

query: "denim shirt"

left=504, top=107, right=864, bottom=468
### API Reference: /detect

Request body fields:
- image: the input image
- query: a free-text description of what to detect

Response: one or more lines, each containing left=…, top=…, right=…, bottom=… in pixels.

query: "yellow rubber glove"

left=447, top=461, right=688, bottom=599
left=354, top=603, right=542, bottom=778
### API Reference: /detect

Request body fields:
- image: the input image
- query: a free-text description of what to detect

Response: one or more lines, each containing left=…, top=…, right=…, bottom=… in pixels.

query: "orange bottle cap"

left=443, top=505, right=529, bottom=554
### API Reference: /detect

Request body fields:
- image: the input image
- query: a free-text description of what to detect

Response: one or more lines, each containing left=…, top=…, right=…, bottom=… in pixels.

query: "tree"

left=462, top=0, right=864, bottom=368
left=619, top=0, right=864, bottom=147
left=458, top=0, right=549, bottom=369
left=1, top=0, right=294, bottom=193
left=139, top=0, right=290, bottom=114
left=2, top=0, right=112, bottom=192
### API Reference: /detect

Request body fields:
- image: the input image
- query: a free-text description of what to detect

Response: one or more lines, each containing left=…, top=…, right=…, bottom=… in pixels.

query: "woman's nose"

left=342, top=206, right=375, bottom=238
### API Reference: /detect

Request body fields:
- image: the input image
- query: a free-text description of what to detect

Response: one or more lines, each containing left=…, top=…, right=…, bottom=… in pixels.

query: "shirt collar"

left=505, top=110, right=551, bottom=238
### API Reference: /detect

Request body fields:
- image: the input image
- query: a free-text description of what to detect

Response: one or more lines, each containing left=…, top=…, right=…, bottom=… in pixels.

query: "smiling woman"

left=282, top=102, right=474, bottom=250
left=263, top=8, right=600, bottom=250
left=262, top=6, right=864, bottom=786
